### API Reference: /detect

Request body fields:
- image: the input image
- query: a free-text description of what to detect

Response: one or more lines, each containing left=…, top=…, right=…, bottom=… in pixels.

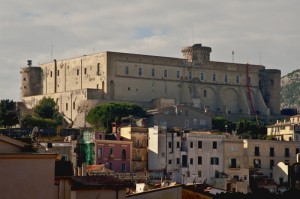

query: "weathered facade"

left=21, top=44, right=281, bottom=125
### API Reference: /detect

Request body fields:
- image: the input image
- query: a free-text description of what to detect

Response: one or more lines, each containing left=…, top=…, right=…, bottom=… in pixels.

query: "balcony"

left=229, top=164, right=240, bottom=169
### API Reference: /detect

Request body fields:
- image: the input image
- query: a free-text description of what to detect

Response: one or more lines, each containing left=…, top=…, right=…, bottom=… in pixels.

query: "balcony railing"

left=229, top=164, right=240, bottom=169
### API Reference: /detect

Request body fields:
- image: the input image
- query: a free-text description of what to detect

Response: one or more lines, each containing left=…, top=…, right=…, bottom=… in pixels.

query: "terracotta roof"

left=71, top=175, right=135, bottom=190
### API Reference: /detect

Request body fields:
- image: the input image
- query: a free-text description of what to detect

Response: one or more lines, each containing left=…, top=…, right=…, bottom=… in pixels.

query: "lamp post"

left=225, top=125, right=228, bottom=133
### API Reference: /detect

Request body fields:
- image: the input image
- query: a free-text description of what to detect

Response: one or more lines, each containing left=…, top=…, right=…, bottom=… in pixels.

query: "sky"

left=1, top=0, right=299, bottom=101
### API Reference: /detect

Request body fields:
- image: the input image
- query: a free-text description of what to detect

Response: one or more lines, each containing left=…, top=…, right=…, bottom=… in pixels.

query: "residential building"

left=147, top=104, right=212, bottom=131
left=94, top=131, right=132, bottom=173
left=267, top=114, right=300, bottom=141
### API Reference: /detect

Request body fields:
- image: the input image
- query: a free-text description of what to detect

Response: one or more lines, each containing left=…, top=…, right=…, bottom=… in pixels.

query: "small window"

left=213, top=141, right=217, bottom=149
left=168, top=141, right=172, bottom=148
left=198, top=141, right=202, bottom=148
left=224, top=74, right=228, bottom=83
left=77, top=69, right=79, bottom=76
left=125, top=66, right=129, bottom=75
left=200, top=73, right=205, bottom=81
left=121, top=163, right=126, bottom=173
left=176, top=158, right=180, bottom=164
left=212, top=73, right=216, bottom=81
left=97, top=63, right=101, bottom=75
left=151, top=68, right=155, bottom=77
left=204, top=90, right=207, bottom=97
left=198, top=156, right=202, bottom=165
left=236, top=75, right=240, bottom=84
left=198, top=170, right=202, bottom=177
left=211, top=157, right=219, bottom=165
left=73, top=102, right=75, bottom=110
left=23, top=78, right=26, bottom=81
left=190, top=158, right=193, bottom=165
left=176, top=70, right=180, bottom=78
left=164, top=69, right=168, bottom=78
left=66, top=103, right=68, bottom=111
left=122, top=149, right=126, bottom=160
left=84, top=68, right=87, bottom=75
left=190, top=141, right=193, bottom=148
left=97, top=148, right=103, bottom=158
left=168, top=159, right=172, bottom=164
left=138, top=67, right=142, bottom=76
left=189, top=71, right=192, bottom=79
left=57, top=70, right=59, bottom=76
left=176, top=141, right=180, bottom=148
left=50, top=71, right=53, bottom=77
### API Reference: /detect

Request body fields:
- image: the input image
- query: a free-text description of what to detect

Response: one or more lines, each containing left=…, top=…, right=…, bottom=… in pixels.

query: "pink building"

left=94, top=131, right=132, bottom=173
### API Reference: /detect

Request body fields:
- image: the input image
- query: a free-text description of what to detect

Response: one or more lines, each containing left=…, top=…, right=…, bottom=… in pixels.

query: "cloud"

left=0, top=0, right=299, bottom=100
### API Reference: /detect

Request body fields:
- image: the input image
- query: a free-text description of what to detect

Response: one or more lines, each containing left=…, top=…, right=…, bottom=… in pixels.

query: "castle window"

left=57, top=70, right=59, bottom=76
left=213, top=141, right=217, bottom=149
left=200, top=72, right=205, bottom=81
left=164, top=69, right=168, bottom=78
left=23, top=78, right=26, bottom=81
left=236, top=75, right=240, bottom=84
left=77, top=69, right=79, bottom=76
left=50, top=71, right=53, bottom=77
left=138, top=67, right=142, bottom=76
left=66, top=103, right=68, bottom=111
left=125, top=66, right=129, bottom=75
left=176, top=70, right=180, bottom=78
left=97, top=63, right=101, bottom=75
left=248, top=76, right=251, bottom=84
left=212, top=73, right=216, bottom=82
left=224, top=74, right=228, bottom=83
left=84, top=68, right=87, bottom=75
left=204, top=90, right=207, bottom=97
left=151, top=68, right=155, bottom=77
left=73, top=102, right=75, bottom=110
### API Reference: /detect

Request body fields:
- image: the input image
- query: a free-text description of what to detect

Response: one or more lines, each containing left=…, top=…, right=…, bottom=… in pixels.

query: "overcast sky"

left=1, top=0, right=299, bottom=101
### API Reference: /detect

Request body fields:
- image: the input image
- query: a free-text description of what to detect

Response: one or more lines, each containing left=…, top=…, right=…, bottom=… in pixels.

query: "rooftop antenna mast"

left=232, top=51, right=234, bottom=63
left=51, top=41, right=53, bottom=61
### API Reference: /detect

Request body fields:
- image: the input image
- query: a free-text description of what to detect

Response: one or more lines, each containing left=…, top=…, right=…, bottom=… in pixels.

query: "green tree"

left=0, top=99, right=18, bottom=128
left=34, top=97, right=58, bottom=119
left=86, top=102, right=146, bottom=132
left=21, top=97, right=62, bottom=128
left=212, top=116, right=235, bottom=133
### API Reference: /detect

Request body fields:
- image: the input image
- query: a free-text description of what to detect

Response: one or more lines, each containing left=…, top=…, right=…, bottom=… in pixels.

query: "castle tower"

left=181, top=43, right=212, bottom=63
left=259, top=69, right=281, bottom=115
left=20, top=60, right=42, bottom=97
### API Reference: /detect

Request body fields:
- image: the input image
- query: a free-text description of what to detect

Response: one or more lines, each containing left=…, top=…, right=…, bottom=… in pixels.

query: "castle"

left=20, top=44, right=281, bottom=125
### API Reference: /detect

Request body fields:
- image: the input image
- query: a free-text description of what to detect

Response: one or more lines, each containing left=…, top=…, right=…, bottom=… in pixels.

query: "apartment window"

left=248, top=76, right=251, bottom=84
left=230, top=158, right=237, bottom=168
left=200, top=72, right=205, bottom=81
left=236, top=75, right=240, bottom=84
left=182, top=155, right=187, bottom=167
left=204, top=90, right=207, bottom=97
left=213, top=141, right=217, bottom=149
left=198, top=156, right=202, bottom=165
left=255, top=146, right=260, bottom=156
left=270, top=159, right=274, bottom=169
left=125, top=66, right=129, bottom=75
left=224, top=74, right=228, bottom=83
left=151, top=68, right=155, bottom=77
left=190, top=141, right=193, bottom=148
left=176, top=158, right=180, bottom=164
left=254, top=159, right=261, bottom=168
left=285, top=148, right=290, bottom=157
left=212, top=73, right=216, bottom=82
left=211, top=157, right=219, bottom=165
left=97, top=148, right=103, bottom=158
left=84, top=68, right=87, bottom=75
left=138, top=67, right=142, bottom=76
left=176, top=141, right=180, bottom=148
left=270, top=147, right=275, bottom=157
left=109, top=148, right=113, bottom=155
left=190, top=158, right=193, bottom=165
left=198, top=170, right=202, bottom=177
left=164, top=69, right=168, bottom=78
left=176, top=70, right=180, bottom=78
left=168, top=159, right=172, bottom=164
left=121, top=163, right=126, bottom=173
left=168, top=141, right=172, bottom=148
left=198, top=141, right=202, bottom=148
left=98, top=133, right=102, bottom=140
left=122, top=149, right=126, bottom=160
left=188, top=71, right=192, bottom=79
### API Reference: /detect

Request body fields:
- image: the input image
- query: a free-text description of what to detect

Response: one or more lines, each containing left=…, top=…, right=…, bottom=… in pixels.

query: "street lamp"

left=225, top=125, right=228, bottom=133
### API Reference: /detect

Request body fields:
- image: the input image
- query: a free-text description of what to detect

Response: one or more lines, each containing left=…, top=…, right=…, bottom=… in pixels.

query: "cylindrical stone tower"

left=20, top=60, right=42, bottom=97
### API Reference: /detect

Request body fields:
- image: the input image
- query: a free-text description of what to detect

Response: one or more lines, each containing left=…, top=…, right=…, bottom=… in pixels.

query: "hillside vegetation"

left=281, top=69, right=300, bottom=111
